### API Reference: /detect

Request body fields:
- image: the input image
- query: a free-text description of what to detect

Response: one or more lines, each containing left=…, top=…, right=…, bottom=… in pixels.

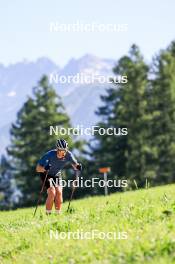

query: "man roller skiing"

left=36, top=139, right=82, bottom=215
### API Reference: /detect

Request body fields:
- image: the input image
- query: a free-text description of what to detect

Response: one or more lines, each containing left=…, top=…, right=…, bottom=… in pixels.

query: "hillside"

left=1, top=185, right=175, bottom=263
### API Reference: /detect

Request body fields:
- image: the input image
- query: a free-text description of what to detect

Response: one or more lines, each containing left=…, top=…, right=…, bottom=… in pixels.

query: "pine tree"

left=0, top=155, right=21, bottom=209
left=92, top=45, right=151, bottom=188
left=7, top=75, right=76, bottom=206
left=149, top=41, right=175, bottom=184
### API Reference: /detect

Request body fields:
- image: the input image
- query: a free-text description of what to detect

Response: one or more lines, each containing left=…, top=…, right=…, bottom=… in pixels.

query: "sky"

left=0, top=0, right=175, bottom=67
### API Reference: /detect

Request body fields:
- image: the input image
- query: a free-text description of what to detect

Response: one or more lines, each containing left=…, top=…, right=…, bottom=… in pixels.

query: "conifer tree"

left=8, top=76, right=75, bottom=206
left=0, top=155, right=21, bottom=209
left=149, top=41, right=175, bottom=184
left=92, top=45, right=151, bottom=187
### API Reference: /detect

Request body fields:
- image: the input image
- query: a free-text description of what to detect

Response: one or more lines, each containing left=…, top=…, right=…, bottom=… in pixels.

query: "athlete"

left=36, top=139, right=82, bottom=215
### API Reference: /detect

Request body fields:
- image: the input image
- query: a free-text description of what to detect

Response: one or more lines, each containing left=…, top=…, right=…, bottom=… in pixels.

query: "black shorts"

left=40, top=173, right=62, bottom=189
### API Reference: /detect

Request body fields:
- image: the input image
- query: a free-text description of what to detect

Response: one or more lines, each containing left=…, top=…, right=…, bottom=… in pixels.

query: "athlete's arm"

left=68, top=151, right=82, bottom=171
left=36, top=152, right=50, bottom=173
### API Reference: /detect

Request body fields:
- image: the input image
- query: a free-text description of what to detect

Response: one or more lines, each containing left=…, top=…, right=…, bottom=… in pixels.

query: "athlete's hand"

left=76, top=163, right=82, bottom=171
left=44, top=164, right=51, bottom=172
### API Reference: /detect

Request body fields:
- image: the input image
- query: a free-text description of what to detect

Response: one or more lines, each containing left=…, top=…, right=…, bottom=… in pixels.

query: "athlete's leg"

left=54, top=186, right=63, bottom=213
left=46, top=187, right=56, bottom=214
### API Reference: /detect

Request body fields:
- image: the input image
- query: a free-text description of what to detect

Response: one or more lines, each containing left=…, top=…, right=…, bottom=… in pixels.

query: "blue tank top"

left=38, top=149, right=77, bottom=176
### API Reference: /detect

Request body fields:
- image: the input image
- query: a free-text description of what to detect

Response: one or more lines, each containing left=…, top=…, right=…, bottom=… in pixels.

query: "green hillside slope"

left=1, top=185, right=175, bottom=264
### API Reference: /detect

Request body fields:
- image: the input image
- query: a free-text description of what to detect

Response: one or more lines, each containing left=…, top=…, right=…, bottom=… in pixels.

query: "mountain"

left=0, top=54, right=116, bottom=154
left=0, top=57, right=59, bottom=126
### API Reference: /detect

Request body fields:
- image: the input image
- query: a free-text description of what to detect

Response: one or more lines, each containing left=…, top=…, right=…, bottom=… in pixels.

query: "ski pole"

left=33, top=170, right=49, bottom=217
left=67, top=170, right=80, bottom=212
left=67, top=185, right=76, bottom=212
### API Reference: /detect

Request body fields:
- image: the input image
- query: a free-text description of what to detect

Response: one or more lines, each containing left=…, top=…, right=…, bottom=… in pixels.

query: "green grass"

left=1, top=185, right=175, bottom=264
